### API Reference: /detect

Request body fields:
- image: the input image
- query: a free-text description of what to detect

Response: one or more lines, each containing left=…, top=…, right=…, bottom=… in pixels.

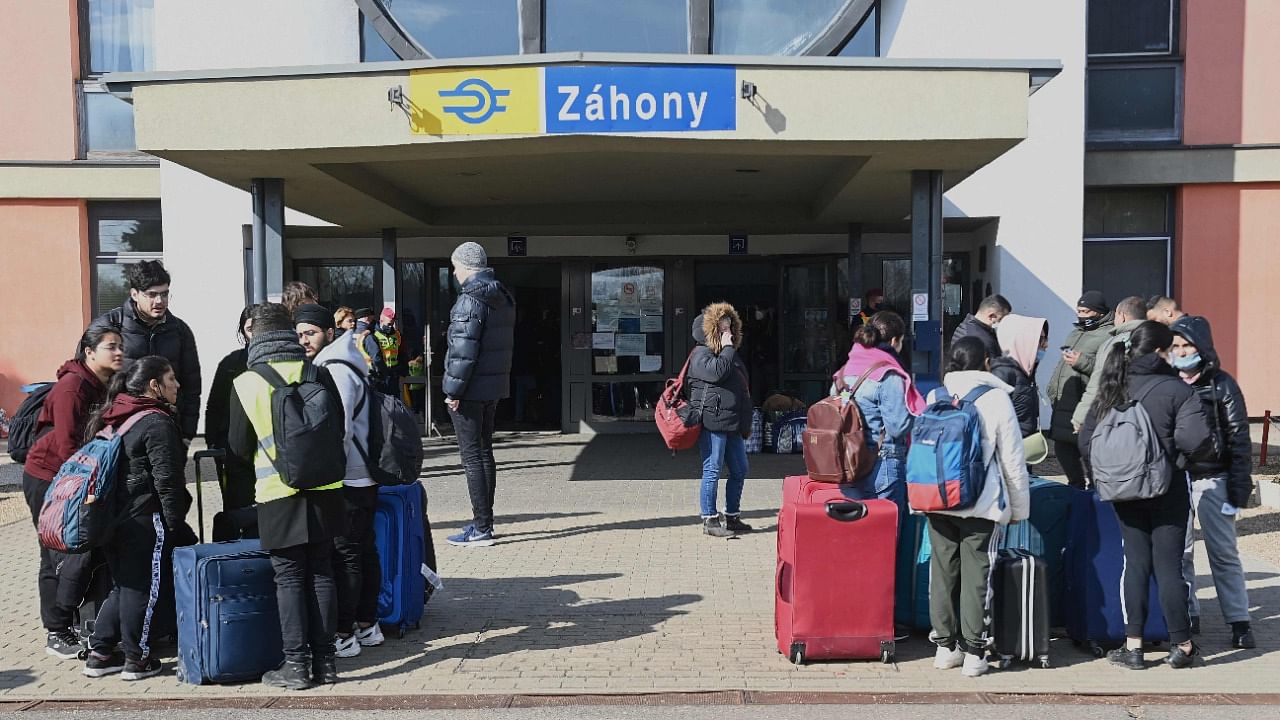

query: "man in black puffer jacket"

left=1171, top=315, right=1257, bottom=649
left=87, top=261, right=201, bottom=440
left=442, top=242, right=515, bottom=548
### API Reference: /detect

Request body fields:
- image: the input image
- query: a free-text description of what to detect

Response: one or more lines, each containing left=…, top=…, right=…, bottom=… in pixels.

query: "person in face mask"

left=1171, top=316, right=1257, bottom=650
left=1047, top=291, right=1114, bottom=489
left=1072, top=295, right=1149, bottom=433
left=991, top=314, right=1049, bottom=438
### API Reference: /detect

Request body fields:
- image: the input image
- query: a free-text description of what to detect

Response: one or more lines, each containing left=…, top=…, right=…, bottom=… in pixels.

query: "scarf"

left=835, top=344, right=927, bottom=416
left=248, top=330, right=306, bottom=366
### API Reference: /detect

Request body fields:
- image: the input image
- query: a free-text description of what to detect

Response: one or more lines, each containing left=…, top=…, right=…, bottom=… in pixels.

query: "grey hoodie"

left=315, top=331, right=374, bottom=487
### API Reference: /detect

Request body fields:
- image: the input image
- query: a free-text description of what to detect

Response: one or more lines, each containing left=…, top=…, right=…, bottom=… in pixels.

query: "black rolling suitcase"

left=991, top=548, right=1051, bottom=669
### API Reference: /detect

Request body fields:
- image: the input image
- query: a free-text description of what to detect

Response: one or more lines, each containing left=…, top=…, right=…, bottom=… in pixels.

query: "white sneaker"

left=334, top=633, right=362, bottom=658
left=355, top=623, right=385, bottom=647
left=961, top=652, right=989, bottom=677
left=933, top=644, right=965, bottom=669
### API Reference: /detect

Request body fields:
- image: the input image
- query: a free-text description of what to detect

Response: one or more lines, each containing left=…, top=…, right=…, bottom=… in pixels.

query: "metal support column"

left=250, top=178, right=285, bottom=304
left=847, top=223, right=863, bottom=325
left=910, top=170, right=944, bottom=381
left=381, top=228, right=397, bottom=311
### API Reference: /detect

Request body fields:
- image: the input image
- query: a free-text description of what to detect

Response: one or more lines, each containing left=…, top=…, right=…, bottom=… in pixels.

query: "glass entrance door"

left=588, top=263, right=667, bottom=424
left=780, top=261, right=843, bottom=404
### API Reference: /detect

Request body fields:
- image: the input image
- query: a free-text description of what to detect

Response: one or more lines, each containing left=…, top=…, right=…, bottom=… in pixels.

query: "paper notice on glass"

left=596, top=304, right=620, bottom=331
left=619, top=304, right=642, bottom=319
left=640, top=314, right=663, bottom=332
left=640, top=355, right=662, bottom=372
left=593, top=356, right=617, bottom=373
left=615, top=333, right=646, bottom=356
left=592, top=332, right=615, bottom=350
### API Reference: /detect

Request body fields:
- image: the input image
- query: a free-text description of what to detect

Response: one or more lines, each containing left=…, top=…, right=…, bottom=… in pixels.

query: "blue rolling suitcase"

left=375, top=484, right=427, bottom=637
left=173, top=538, right=283, bottom=685
left=894, top=513, right=932, bottom=630
left=1063, top=491, right=1168, bottom=657
left=1000, top=477, right=1083, bottom=627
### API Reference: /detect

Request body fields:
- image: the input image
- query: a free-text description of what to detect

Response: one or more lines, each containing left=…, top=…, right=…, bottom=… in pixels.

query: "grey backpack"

left=1089, top=383, right=1170, bottom=502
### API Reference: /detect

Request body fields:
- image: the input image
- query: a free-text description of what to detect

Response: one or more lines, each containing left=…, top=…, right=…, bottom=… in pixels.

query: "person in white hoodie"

left=925, top=336, right=1031, bottom=678
left=294, top=304, right=384, bottom=659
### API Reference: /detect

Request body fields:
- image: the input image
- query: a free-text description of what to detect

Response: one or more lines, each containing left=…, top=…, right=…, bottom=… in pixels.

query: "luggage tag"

left=421, top=564, right=444, bottom=591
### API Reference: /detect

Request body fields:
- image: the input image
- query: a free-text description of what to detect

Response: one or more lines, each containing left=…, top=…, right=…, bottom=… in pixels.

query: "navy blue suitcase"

left=1000, top=477, right=1083, bottom=627
left=173, top=538, right=283, bottom=685
left=375, top=484, right=427, bottom=637
left=1063, top=491, right=1168, bottom=656
left=894, top=513, right=931, bottom=630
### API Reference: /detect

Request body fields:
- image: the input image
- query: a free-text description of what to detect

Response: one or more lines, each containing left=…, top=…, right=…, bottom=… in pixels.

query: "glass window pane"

left=781, top=263, right=834, bottom=374
left=545, top=0, right=688, bottom=54
left=1087, top=66, right=1178, bottom=138
left=84, top=92, right=137, bottom=151
left=1083, top=240, right=1168, bottom=306
left=87, top=0, right=155, bottom=74
left=836, top=6, right=876, bottom=57
left=295, top=265, right=377, bottom=314
left=591, top=381, right=662, bottom=422
left=1084, top=188, right=1170, bottom=236
left=591, top=264, right=665, bottom=376
left=380, top=0, right=518, bottom=59
left=96, top=218, right=162, bottom=254
left=713, top=0, right=848, bottom=55
left=1087, top=0, right=1172, bottom=56
left=94, top=263, right=131, bottom=317
left=361, top=12, right=400, bottom=62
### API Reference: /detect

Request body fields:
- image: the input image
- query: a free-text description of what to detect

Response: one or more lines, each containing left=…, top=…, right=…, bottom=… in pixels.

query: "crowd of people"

left=19, top=242, right=516, bottom=688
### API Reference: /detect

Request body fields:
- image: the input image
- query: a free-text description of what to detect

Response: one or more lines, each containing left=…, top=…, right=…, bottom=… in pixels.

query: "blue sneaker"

left=447, top=524, right=494, bottom=547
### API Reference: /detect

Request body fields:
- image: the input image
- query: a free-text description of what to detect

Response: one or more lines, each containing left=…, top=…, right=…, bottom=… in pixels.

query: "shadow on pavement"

left=431, top=511, right=603, bottom=531
left=489, top=509, right=779, bottom=544
left=567, top=435, right=806, bottom=482
left=0, top=669, right=35, bottom=691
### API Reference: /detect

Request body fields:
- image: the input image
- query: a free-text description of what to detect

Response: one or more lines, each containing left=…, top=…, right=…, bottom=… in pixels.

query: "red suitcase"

left=782, top=474, right=841, bottom=506
left=776, top=486, right=897, bottom=664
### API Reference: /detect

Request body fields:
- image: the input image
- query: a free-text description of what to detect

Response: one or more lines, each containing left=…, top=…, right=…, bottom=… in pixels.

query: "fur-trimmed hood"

left=692, top=302, right=743, bottom=355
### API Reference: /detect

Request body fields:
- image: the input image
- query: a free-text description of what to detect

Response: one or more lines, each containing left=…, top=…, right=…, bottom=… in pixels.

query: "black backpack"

left=251, top=363, right=346, bottom=490
left=7, top=382, right=55, bottom=464
left=330, top=360, right=424, bottom=486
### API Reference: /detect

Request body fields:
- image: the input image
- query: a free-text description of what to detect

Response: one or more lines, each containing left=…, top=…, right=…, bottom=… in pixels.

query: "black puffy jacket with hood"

left=686, top=305, right=752, bottom=436
left=99, top=393, right=197, bottom=546
left=1171, top=315, right=1253, bottom=508
left=951, top=314, right=1002, bottom=361
left=443, top=268, right=517, bottom=402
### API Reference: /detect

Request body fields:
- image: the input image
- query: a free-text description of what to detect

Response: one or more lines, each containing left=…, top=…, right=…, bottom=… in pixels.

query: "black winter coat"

left=103, top=401, right=196, bottom=546
left=443, top=269, right=516, bottom=402
left=89, top=303, right=202, bottom=439
left=951, top=315, right=1001, bottom=361
left=686, top=313, right=752, bottom=436
left=1172, top=316, right=1253, bottom=507
left=989, top=357, right=1039, bottom=437
left=204, top=348, right=247, bottom=452
left=1079, top=354, right=1214, bottom=506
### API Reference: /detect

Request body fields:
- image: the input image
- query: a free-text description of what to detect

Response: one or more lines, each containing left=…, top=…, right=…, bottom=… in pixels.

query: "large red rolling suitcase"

left=781, top=474, right=840, bottom=505
left=776, top=483, right=897, bottom=665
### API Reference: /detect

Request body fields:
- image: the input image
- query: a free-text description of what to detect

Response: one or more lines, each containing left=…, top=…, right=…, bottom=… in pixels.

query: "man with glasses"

left=89, top=260, right=202, bottom=440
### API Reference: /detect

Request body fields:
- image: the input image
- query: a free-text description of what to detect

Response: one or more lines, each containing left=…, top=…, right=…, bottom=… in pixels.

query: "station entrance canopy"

left=104, top=53, right=1058, bottom=236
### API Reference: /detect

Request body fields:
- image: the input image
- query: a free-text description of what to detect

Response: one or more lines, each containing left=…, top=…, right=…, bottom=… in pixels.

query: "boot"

left=262, top=659, right=312, bottom=690
left=312, top=654, right=338, bottom=685
left=702, top=514, right=735, bottom=538
left=1232, top=622, right=1257, bottom=649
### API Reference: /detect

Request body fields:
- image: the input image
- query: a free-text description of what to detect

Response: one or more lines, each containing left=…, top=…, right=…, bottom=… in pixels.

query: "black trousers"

left=270, top=541, right=337, bottom=663
left=23, top=472, right=99, bottom=633
left=333, top=485, right=381, bottom=631
left=1114, top=487, right=1194, bottom=645
left=449, top=400, right=499, bottom=532
left=1055, top=439, right=1089, bottom=490
left=89, top=513, right=173, bottom=662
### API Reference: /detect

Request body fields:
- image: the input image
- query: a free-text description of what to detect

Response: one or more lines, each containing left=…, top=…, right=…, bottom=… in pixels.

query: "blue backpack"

left=38, top=410, right=162, bottom=554
left=906, top=387, right=991, bottom=512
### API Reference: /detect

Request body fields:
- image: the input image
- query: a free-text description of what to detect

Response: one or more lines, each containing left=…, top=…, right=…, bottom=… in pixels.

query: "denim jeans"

left=449, top=400, right=499, bottom=532
left=697, top=430, right=748, bottom=517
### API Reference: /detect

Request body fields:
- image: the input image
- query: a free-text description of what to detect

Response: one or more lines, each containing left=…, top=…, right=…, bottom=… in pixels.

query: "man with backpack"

left=294, top=304, right=385, bottom=658
left=227, top=303, right=347, bottom=690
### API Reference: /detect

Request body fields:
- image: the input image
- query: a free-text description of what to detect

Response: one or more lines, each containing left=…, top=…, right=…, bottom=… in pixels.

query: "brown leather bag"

left=802, top=362, right=889, bottom=484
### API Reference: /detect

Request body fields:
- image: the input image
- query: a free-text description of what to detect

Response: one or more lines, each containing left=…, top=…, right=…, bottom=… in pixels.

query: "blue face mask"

left=1171, top=352, right=1202, bottom=371
left=1035, top=348, right=1046, bottom=365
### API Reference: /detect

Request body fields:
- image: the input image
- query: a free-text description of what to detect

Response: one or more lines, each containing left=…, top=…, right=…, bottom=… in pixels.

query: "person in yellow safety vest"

left=404, top=355, right=425, bottom=408
left=373, top=307, right=404, bottom=395
left=226, top=303, right=346, bottom=691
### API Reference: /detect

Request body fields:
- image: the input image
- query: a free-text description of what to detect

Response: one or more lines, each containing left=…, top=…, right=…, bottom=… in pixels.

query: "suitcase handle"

left=825, top=501, right=868, bottom=522
left=192, top=449, right=226, bottom=544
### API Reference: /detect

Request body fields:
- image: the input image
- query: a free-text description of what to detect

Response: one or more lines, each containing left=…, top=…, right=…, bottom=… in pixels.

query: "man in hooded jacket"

left=1171, top=315, right=1256, bottom=649
left=1047, top=291, right=1113, bottom=489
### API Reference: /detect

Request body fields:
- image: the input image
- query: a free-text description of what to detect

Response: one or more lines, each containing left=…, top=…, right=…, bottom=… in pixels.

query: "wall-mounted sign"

left=912, top=292, right=929, bottom=322
left=508, top=236, right=527, bottom=257
left=728, top=233, right=748, bottom=256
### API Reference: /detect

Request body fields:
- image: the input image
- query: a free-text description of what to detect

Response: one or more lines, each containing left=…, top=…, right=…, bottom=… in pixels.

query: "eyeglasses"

left=141, top=290, right=171, bottom=302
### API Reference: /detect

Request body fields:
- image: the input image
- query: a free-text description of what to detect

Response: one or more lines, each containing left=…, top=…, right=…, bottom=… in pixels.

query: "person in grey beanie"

left=443, top=242, right=516, bottom=547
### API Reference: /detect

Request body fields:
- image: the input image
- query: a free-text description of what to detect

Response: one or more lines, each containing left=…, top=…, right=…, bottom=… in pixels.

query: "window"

left=1088, top=0, right=1174, bottom=57
left=80, top=0, right=155, bottom=155
left=294, top=263, right=379, bottom=313
left=83, top=89, right=137, bottom=152
left=714, top=0, right=850, bottom=55
left=590, top=264, right=665, bottom=422
left=835, top=4, right=877, bottom=57
left=1086, top=0, right=1181, bottom=143
left=545, top=0, right=688, bottom=54
left=360, top=11, right=400, bottom=62
left=90, top=202, right=163, bottom=317
left=1083, top=188, right=1171, bottom=304
left=371, top=0, right=518, bottom=59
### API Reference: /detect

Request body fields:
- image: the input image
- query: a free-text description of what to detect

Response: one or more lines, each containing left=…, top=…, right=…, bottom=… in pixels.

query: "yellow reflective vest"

left=232, top=360, right=343, bottom=504
left=374, top=328, right=402, bottom=368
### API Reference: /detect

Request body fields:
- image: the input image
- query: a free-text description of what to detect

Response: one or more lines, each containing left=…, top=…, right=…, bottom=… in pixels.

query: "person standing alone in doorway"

left=443, top=242, right=515, bottom=548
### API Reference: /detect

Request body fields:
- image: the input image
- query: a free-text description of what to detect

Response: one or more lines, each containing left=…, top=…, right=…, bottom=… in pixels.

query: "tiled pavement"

left=0, top=433, right=1278, bottom=699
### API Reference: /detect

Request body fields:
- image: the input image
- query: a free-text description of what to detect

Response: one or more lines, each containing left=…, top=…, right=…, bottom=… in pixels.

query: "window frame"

left=88, top=201, right=164, bottom=317
left=77, top=0, right=152, bottom=157
left=1085, top=60, right=1184, bottom=145
left=1086, top=0, right=1179, bottom=60
left=1082, top=187, right=1175, bottom=297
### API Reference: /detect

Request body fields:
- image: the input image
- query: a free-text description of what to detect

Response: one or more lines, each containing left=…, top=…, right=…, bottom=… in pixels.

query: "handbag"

left=1022, top=431, right=1049, bottom=465
left=656, top=353, right=701, bottom=452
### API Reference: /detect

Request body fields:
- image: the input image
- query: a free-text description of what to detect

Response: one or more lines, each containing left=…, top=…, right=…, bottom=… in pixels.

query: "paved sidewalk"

left=1, top=433, right=1278, bottom=700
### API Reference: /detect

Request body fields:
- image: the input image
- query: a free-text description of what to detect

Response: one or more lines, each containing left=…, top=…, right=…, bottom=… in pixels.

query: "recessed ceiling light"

left=734, top=168, right=760, bottom=173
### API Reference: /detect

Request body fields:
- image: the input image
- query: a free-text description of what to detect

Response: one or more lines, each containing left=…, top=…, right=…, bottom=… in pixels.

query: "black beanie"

left=294, top=303, right=334, bottom=331
left=1077, top=291, right=1109, bottom=315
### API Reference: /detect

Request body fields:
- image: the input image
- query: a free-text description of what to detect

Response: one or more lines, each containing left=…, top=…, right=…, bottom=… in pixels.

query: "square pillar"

left=250, top=178, right=284, bottom=304
left=381, top=227, right=398, bottom=311
left=847, top=223, right=863, bottom=326
left=910, top=170, right=944, bottom=380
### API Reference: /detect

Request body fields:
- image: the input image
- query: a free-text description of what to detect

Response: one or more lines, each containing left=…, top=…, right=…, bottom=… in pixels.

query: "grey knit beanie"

left=451, top=242, right=488, bottom=271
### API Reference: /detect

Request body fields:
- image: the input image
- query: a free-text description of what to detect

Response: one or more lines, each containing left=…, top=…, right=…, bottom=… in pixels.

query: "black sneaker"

left=1232, top=622, right=1257, bottom=649
left=1189, top=616, right=1201, bottom=635
left=121, top=656, right=162, bottom=681
left=82, top=650, right=126, bottom=677
left=1166, top=642, right=1201, bottom=668
left=312, top=655, right=337, bottom=685
left=262, top=660, right=313, bottom=690
left=1106, top=647, right=1146, bottom=670
left=724, top=515, right=754, bottom=534
left=702, top=515, right=735, bottom=538
left=46, top=630, right=83, bottom=660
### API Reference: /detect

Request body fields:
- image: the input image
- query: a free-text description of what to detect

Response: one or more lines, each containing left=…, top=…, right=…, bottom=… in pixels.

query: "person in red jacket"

left=22, top=326, right=125, bottom=659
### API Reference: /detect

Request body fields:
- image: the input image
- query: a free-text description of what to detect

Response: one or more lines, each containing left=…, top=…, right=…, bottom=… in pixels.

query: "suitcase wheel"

left=788, top=643, right=805, bottom=665
left=880, top=648, right=894, bottom=664
left=1038, top=655, right=1051, bottom=669
left=397, top=626, right=406, bottom=639
left=1087, top=642, right=1106, bottom=659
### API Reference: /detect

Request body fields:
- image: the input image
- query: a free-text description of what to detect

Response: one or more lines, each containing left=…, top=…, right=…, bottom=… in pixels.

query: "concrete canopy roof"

left=105, top=53, right=1058, bottom=236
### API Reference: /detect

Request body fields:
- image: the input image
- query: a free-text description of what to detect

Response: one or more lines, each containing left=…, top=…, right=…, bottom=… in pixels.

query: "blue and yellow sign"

left=409, top=65, right=736, bottom=136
